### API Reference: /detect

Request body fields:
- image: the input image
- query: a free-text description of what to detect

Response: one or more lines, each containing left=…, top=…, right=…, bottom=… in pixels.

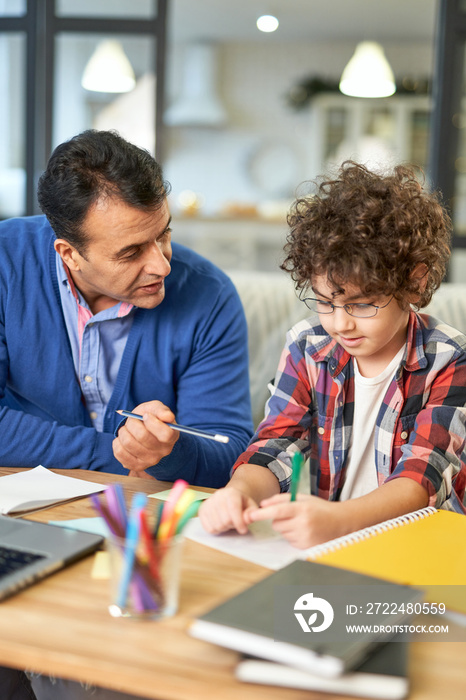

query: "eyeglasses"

left=300, top=295, right=393, bottom=318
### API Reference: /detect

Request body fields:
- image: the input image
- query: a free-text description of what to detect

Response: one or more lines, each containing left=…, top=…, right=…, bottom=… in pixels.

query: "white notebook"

left=0, top=465, right=106, bottom=515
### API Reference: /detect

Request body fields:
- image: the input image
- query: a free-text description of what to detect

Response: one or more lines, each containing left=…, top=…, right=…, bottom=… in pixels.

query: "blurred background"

left=2, top=0, right=466, bottom=279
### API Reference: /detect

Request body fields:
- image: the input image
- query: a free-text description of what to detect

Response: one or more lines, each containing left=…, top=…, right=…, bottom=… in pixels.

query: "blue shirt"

left=56, top=254, right=134, bottom=432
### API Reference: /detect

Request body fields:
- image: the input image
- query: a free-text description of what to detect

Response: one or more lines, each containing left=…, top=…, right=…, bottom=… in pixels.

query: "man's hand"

left=199, top=487, right=258, bottom=535
left=113, top=401, right=179, bottom=474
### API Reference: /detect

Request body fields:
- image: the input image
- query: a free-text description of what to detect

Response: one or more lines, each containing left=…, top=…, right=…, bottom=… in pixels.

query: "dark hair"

left=281, top=161, right=452, bottom=309
left=37, top=130, right=171, bottom=253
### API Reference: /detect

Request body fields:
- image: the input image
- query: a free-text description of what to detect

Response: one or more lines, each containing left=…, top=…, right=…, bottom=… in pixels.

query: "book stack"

left=189, top=506, right=466, bottom=698
left=190, top=559, right=419, bottom=698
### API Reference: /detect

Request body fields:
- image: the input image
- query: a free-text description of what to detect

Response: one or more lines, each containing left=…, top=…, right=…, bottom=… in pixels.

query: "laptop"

left=0, top=514, right=104, bottom=601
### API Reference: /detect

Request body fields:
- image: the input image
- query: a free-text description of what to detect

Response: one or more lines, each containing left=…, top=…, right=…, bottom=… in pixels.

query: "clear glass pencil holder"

left=106, top=533, right=184, bottom=620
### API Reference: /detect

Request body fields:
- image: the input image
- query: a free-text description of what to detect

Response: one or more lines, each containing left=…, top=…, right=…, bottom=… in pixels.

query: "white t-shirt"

left=339, top=346, right=405, bottom=501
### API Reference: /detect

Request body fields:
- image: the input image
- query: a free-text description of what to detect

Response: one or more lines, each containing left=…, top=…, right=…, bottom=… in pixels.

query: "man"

left=0, top=131, right=253, bottom=698
left=0, top=129, right=253, bottom=484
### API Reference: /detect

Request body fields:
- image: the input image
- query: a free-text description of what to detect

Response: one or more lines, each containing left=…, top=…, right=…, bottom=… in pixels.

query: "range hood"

left=165, top=43, right=227, bottom=127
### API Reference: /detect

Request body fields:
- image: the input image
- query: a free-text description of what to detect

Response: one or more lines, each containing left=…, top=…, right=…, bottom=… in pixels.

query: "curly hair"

left=281, top=161, right=452, bottom=308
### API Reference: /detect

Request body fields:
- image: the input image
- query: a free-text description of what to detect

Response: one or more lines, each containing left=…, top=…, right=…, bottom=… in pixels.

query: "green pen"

left=290, top=452, right=304, bottom=502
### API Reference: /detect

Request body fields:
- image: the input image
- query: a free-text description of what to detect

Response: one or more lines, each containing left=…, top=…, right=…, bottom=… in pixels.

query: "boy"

left=199, top=161, right=466, bottom=549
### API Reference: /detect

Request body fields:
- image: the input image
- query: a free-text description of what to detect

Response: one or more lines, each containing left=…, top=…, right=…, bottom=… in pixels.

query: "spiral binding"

left=306, top=506, right=438, bottom=559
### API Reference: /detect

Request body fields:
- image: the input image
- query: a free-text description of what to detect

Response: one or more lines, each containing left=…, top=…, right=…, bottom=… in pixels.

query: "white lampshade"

left=82, top=40, right=136, bottom=93
left=339, top=41, right=396, bottom=98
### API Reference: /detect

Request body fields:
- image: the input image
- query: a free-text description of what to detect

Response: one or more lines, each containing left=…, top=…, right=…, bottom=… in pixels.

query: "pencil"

left=116, top=409, right=230, bottom=444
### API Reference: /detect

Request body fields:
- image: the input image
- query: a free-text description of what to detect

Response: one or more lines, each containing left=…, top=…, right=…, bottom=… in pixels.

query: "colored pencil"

left=116, top=493, right=147, bottom=609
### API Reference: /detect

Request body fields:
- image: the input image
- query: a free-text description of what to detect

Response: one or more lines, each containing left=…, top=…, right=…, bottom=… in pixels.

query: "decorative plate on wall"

left=246, top=141, right=299, bottom=197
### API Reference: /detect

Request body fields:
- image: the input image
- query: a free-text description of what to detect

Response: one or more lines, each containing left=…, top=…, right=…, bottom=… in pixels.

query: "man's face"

left=57, top=197, right=172, bottom=313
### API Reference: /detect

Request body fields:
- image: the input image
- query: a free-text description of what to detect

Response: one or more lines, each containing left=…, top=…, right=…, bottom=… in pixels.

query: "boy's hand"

left=113, top=400, right=179, bottom=474
left=246, top=493, right=346, bottom=549
left=199, top=487, right=258, bottom=535
left=247, top=479, right=430, bottom=549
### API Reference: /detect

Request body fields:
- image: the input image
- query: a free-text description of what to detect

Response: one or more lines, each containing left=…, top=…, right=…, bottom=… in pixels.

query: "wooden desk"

left=0, top=468, right=464, bottom=700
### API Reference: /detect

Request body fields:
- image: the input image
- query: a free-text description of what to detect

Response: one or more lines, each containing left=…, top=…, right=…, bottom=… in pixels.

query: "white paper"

left=0, top=465, right=106, bottom=514
left=184, top=517, right=308, bottom=570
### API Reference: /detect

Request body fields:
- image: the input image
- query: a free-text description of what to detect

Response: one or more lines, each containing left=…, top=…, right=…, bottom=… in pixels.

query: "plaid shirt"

left=233, top=311, right=466, bottom=513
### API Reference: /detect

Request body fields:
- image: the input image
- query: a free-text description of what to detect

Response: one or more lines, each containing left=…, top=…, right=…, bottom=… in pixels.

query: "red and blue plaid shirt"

left=234, top=311, right=466, bottom=513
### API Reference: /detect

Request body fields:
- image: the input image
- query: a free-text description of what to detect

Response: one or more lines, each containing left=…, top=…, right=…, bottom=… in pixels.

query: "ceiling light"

left=82, top=40, right=136, bottom=93
left=256, top=15, right=279, bottom=33
left=339, top=41, right=396, bottom=98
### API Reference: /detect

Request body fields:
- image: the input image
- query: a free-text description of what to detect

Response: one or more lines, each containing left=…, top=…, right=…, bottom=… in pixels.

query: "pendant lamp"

left=339, top=41, right=396, bottom=98
left=82, top=40, right=136, bottom=93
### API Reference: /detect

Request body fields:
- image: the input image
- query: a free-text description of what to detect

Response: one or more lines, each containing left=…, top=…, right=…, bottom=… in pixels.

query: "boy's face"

left=312, top=275, right=410, bottom=378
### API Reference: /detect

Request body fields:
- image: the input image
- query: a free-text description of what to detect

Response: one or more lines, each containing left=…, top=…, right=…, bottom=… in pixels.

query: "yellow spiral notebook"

left=305, top=507, right=466, bottom=614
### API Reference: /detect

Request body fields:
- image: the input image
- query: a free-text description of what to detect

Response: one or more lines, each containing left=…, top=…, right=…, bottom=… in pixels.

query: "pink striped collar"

left=63, top=264, right=133, bottom=347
